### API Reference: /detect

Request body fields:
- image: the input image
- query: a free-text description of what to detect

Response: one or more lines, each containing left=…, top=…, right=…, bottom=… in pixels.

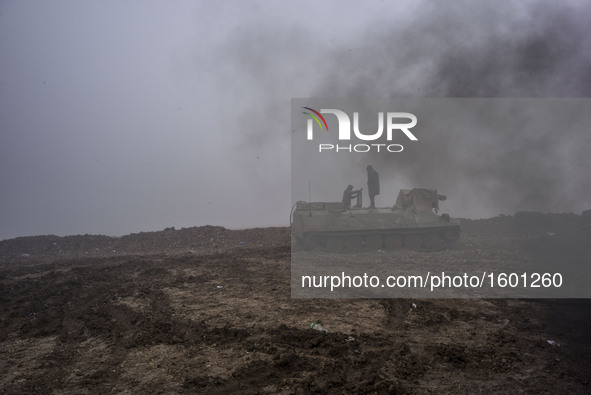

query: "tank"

left=291, top=188, right=461, bottom=251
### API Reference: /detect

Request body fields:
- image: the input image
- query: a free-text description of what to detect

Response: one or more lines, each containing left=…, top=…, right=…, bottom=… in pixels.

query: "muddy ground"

left=1, top=214, right=590, bottom=393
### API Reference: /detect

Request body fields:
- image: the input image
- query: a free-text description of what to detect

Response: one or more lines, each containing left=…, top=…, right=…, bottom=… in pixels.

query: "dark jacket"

left=367, top=167, right=380, bottom=196
left=342, top=186, right=360, bottom=208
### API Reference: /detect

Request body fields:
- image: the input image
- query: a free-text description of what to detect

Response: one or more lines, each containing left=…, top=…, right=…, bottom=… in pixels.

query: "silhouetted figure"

left=342, top=185, right=362, bottom=209
left=366, top=165, right=380, bottom=208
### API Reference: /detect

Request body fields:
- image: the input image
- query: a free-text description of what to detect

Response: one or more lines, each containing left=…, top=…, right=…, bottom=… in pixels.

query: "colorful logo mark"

left=302, top=107, right=328, bottom=131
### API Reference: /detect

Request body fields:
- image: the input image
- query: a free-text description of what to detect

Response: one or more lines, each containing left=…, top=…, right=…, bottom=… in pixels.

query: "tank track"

left=296, top=226, right=460, bottom=252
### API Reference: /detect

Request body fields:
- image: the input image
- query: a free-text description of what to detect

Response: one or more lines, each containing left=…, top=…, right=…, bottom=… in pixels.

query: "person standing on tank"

left=366, top=165, right=380, bottom=208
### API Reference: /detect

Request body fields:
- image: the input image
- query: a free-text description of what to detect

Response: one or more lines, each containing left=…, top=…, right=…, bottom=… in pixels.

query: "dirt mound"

left=1, top=215, right=590, bottom=393
left=460, top=211, right=586, bottom=238
left=0, top=226, right=290, bottom=263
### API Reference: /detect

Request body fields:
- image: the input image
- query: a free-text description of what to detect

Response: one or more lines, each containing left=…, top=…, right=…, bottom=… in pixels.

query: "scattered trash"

left=310, top=322, right=329, bottom=333
left=547, top=340, right=560, bottom=346
left=21, top=253, right=30, bottom=257
left=239, top=241, right=246, bottom=245
left=216, top=285, right=224, bottom=289
left=412, top=303, right=417, bottom=309
left=28, top=312, right=35, bottom=319
left=345, top=336, right=355, bottom=342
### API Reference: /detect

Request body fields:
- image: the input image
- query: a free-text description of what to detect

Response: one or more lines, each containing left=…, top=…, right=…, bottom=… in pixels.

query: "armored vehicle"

left=291, top=188, right=460, bottom=251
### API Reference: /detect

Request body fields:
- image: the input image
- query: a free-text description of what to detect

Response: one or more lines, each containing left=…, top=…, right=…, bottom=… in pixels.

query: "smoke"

left=218, top=1, right=591, bottom=218
left=310, top=1, right=591, bottom=217
left=6, top=1, right=589, bottom=240
left=314, top=1, right=591, bottom=98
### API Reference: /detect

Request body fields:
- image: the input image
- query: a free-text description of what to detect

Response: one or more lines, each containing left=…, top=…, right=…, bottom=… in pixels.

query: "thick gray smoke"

left=226, top=1, right=591, bottom=218
left=314, top=1, right=591, bottom=98
left=4, top=1, right=590, bottom=240
left=314, top=1, right=591, bottom=217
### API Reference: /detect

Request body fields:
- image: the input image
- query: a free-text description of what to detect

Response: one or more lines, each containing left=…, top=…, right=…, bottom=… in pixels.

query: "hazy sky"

left=1, top=1, right=591, bottom=240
